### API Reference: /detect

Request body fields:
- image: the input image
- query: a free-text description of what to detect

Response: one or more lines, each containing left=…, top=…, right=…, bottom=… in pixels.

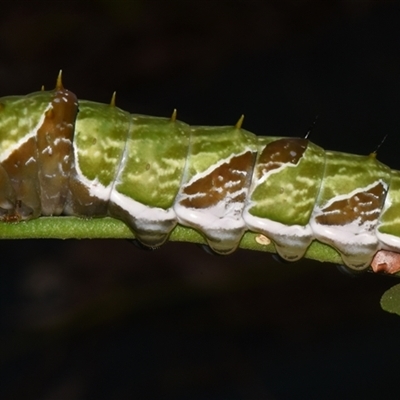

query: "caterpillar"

left=0, top=73, right=400, bottom=272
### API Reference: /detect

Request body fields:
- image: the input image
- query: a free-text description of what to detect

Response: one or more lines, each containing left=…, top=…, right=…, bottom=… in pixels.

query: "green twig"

left=3, top=217, right=399, bottom=316
left=0, top=216, right=343, bottom=265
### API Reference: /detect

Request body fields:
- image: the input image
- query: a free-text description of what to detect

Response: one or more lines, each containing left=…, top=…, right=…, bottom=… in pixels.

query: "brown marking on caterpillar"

left=371, top=250, right=400, bottom=274
left=256, top=138, right=308, bottom=178
left=0, top=164, right=17, bottom=219
left=0, top=83, right=78, bottom=220
left=179, top=151, right=255, bottom=208
left=315, top=182, right=387, bottom=226
left=36, top=86, right=78, bottom=215
left=1, top=136, right=40, bottom=220
left=65, top=176, right=109, bottom=217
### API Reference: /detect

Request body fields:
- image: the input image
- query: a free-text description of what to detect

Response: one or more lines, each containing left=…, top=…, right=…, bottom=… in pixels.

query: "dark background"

left=1, top=1, right=400, bottom=399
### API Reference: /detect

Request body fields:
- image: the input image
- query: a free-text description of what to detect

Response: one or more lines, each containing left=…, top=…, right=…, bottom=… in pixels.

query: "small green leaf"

left=380, top=283, right=400, bottom=315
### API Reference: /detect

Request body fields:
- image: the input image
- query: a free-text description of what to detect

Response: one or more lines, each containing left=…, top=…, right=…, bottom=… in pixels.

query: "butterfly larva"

left=0, top=73, right=399, bottom=272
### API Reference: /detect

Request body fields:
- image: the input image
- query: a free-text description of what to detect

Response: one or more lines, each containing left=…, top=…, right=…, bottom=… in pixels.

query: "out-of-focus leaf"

left=380, top=283, right=400, bottom=315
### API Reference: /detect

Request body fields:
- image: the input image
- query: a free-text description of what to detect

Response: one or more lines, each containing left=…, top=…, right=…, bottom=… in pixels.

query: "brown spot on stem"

left=180, top=151, right=255, bottom=208
left=256, top=138, right=308, bottom=179
left=315, top=182, right=386, bottom=226
left=255, top=234, right=271, bottom=246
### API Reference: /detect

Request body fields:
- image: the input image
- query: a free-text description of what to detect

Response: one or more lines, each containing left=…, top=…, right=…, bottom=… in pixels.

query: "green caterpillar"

left=0, top=73, right=399, bottom=272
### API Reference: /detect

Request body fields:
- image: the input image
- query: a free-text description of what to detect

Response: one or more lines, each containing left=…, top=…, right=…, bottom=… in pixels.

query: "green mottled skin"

left=315, top=151, right=391, bottom=206
left=74, top=100, right=130, bottom=187
left=0, top=92, right=50, bottom=159
left=379, top=170, right=400, bottom=236
left=249, top=139, right=325, bottom=225
left=181, top=125, right=257, bottom=182
left=115, top=116, right=190, bottom=208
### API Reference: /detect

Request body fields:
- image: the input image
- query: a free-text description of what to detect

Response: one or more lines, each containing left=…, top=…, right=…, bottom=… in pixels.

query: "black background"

left=1, top=1, right=400, bottom=399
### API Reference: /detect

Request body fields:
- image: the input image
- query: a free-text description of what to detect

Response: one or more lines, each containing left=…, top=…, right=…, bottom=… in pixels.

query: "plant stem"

left=0, top=216, right=344, bottom=265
